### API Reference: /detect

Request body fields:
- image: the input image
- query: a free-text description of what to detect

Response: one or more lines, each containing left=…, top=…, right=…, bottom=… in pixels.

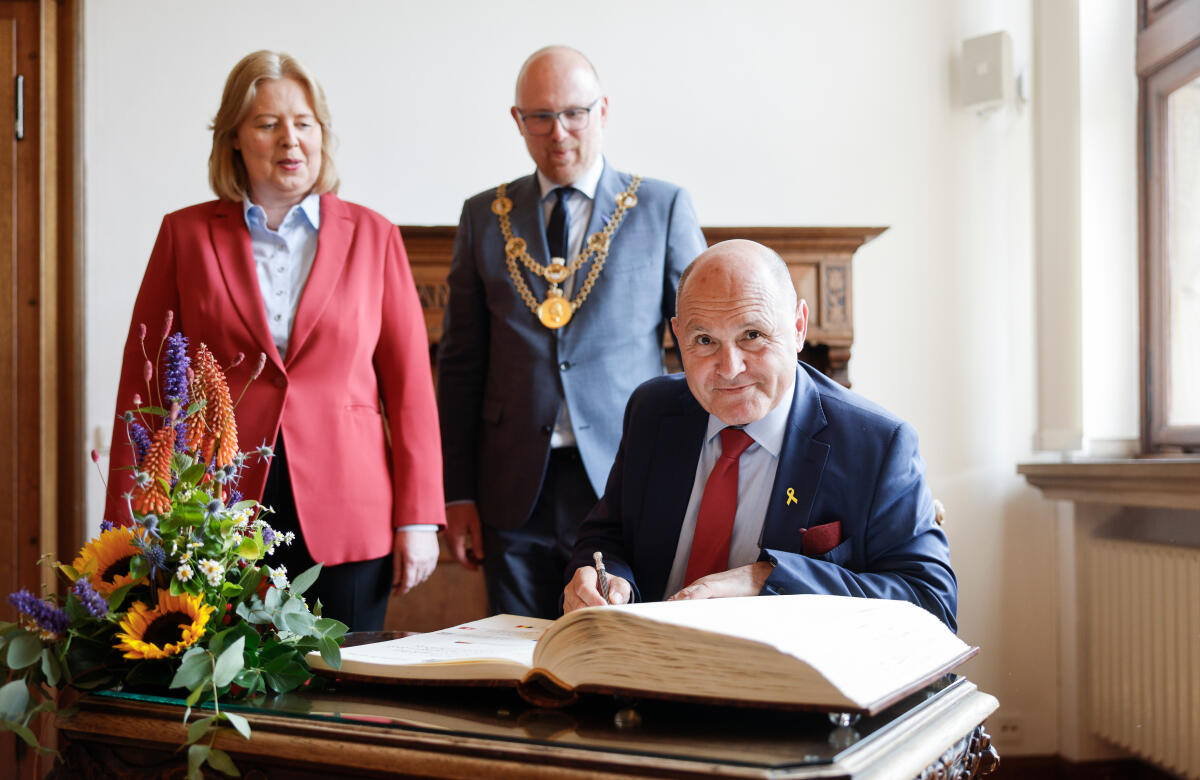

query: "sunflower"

left=114, top=590, right=214, bottom=660
left=72, top=526, right=149, bottom=596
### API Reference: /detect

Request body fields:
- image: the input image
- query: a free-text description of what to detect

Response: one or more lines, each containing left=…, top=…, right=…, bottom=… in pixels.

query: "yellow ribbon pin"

left=786, top=487, right=798, bottom=506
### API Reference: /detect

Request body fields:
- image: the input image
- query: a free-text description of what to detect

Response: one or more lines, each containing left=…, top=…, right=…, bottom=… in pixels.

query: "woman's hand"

left=392, top=529, right=439, bottom=596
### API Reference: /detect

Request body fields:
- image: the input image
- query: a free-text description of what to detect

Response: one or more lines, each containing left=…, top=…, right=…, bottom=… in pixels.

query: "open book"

left=307, top=594, right=976, bottom=714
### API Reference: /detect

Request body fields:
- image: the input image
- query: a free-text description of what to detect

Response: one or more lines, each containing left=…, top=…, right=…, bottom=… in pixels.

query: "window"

left=1139, top=0, right=1200, bottom=451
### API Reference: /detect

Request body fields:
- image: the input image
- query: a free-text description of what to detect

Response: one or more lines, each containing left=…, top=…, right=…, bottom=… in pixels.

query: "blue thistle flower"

left=7, top=589, right=70, bottom=639
left=163, top=332, right=190, bottom=406
left=204, top=499, right=224, bottom=520
left=144, top=544, right=167, bottom=572
left=129, top=422, right=152, bottom=466
left=72, top=578, right=108, bottom=619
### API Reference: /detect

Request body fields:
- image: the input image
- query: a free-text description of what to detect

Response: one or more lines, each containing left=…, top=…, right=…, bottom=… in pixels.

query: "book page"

left=309, top=614, right=553, bottom=680
left=536, top=595, right=972, bottom=710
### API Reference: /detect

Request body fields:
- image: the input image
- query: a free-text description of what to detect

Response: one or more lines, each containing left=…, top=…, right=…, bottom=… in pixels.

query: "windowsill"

left=1017, top=458, right=1200, bottom=510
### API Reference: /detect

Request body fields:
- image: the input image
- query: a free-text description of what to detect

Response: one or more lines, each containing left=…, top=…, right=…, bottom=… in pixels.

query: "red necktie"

left=684, top=427, right=755, bottom=584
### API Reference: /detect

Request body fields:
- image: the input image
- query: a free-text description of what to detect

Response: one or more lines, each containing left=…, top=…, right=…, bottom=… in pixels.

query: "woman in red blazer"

left=105, top=51, right=445, bottom=630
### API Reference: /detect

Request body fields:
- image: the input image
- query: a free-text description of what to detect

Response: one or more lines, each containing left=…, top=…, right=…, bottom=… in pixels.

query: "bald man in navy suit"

left=563, top=240, right=956, bottom=629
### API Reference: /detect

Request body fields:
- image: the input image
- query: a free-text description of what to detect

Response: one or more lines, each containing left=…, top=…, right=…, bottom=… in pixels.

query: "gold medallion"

left=538, top=291, right=573, bottom=329
left=493, top=176, right=641, bottom=330
left=505, top=237, right=526, bottom=257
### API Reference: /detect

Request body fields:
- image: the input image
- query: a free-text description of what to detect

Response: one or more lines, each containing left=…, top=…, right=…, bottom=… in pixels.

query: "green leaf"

left=138, top=404, right=170, bottom=417
left=224, top=711, right=251, bottom=740
left=236, top=568, right=262, bottom=603
left=6, top=633, right=42, bottom=670
left=289, top=563, right=322, bottom=596
left=224, top=620, right=261, bottom=653
left=263, top=586, right=282, bottom=612
left=213, top=636, right=246, bottom=687
left=186, top=715, right=216, bottom=745
left=235, top=537, right=261, bottom=560
left=106, top=582, right=135, bottom=610
left=57, top=564, right=80, bottom=580
left=128, top=555, right=149, bottom=581
left=230, top=500, right=257, bottom=512
left=312, top=617, right=349, bottom=640
left=206, top=746, right=241, bottom=776
left=0, top=680, right=30, bottom=722
left=187, top=744, right=211, bottom=780
left=180, top=462, right=207, bottom=488
left=171, top=647, right=212, bottom=690
left=41, top=648, right=60, bottom=687
left=275, top=599, right=316, bottom=635
left=235, top=599, right=272, bottom=626
left=4, top=720, right=54, bottom=755
left=169, top=577, right=186, bottom=596
left=185, top=686, right=205, bottom=708
left=318, top=638, right=341, bottom=671
left=220, top=581, right=242, bottom=597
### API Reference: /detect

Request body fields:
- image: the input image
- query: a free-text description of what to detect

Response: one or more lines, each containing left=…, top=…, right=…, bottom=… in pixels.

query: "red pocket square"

left=800, top=521, right=842, bottom=556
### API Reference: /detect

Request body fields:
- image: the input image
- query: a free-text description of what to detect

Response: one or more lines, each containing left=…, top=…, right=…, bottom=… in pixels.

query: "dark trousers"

left=260, top=435, right=391, bottom=632
left=481, top=447, right=598, bottom=619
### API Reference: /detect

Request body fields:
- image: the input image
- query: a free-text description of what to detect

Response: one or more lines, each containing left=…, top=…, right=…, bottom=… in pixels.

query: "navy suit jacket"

left=437, top=160, right=706, bottom=530
left=568, top=363, right=958, bottom=630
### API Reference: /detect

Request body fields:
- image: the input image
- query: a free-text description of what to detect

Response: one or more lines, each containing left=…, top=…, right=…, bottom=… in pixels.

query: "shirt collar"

left=704, top=366, right=798, bottom=459
left=242, top=192, right=321, bottom=231
left=537, top=154, right=605, bottom=202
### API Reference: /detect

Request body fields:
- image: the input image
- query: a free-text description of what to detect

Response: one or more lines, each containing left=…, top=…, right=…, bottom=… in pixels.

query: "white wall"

left=83, top=0, right=1138, bottom=758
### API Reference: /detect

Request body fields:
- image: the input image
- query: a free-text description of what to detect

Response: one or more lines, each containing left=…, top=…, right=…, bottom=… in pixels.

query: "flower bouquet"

left=0, top=317, right=346, bottom=778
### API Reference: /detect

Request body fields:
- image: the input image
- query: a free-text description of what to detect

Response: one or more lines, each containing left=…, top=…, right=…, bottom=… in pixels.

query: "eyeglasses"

left=517, top=98, right=601, bottom=136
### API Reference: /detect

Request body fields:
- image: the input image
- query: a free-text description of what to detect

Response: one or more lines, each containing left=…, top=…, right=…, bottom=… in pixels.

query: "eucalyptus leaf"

left=187, top=743, right=211, bottom=780
left=4, top=721, right=53, bottom=755
left=213, top=636, right=246, bottom=687
left=6, top=633, right=42, bottom=670
left=186, top=715, right=215, bottom=745
left=41, top=648, right=60, bottom=687
left=205, top=746, right=240, bottom=776
left=0, top=680, right=30, bottom=722
left=185, top=686, right=205, bottom=708
left=263, top=586, right=282, bottom=612
left=318, top=637, right=341, bottom=670
left=224, top=711, right=251, bottom=740
left=171, top=649, right=212, bottom=690
left=288, top=563, right=322, bottom=596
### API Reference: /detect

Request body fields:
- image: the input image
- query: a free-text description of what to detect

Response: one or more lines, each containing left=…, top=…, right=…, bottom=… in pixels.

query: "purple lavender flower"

left=261, top=526, right=276, bottom=546
left=100, top=519, right=115, bottom=532
left=7, top=589, right=70, bottom=639
left=129, top=422, right=152, bottom=466
left=227, top=488, right=243, bottom=506
left=174, top=421, right=187, bottom=453
left=72, top=578, right=107, bottom=618
left=163, top=332, right=190, bottom=406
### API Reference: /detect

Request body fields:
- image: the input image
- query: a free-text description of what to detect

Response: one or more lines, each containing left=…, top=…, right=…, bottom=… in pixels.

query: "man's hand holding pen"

left=563, top=557, right=632, bottom=613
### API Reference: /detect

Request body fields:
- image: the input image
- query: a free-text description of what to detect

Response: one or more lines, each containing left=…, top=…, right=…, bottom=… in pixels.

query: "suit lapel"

left=584, top=160, right=623, bottom=242
left=287, top=193, right=351, bottom=365
left=641, top=387, right=708, bottom=600
left=209, top=200, right=282, bottom=373
left=760, top=366, right=830, bottom=550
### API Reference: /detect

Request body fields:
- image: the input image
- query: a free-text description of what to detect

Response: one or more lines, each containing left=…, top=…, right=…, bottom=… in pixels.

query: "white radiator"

left=1087, top=537, right=1200, bottom=778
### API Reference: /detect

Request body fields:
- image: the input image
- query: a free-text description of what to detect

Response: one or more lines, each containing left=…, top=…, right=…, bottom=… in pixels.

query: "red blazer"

left=105, top=194, right=445, bottom=565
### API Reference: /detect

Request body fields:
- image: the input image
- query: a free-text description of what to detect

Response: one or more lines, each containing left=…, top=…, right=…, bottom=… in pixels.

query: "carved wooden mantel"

left=401, top=225, right=887, bottom=387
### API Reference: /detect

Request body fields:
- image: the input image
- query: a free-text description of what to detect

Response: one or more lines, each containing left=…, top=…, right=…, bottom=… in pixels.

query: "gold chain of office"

left=491, top=175, right=642, bottom=329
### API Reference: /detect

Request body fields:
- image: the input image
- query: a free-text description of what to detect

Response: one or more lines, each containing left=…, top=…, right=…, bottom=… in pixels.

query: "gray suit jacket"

left=437, top=160, right=706, bottom=530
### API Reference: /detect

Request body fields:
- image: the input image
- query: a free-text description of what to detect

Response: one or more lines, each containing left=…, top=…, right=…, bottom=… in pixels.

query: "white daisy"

left=176, top=563, right=194, bottom=583
left=198, top=558, right=224, bottom=587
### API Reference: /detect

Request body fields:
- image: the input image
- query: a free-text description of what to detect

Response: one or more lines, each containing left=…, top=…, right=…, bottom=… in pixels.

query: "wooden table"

left=53, top=674, right=998, bottom=779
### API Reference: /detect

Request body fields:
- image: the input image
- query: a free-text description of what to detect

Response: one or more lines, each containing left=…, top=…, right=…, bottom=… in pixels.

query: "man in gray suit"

left=437, top=45, right=706, bottom=618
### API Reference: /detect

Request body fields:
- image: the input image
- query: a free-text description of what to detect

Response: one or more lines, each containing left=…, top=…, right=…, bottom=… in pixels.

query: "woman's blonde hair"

left=208, top=50, right=339, bottom=202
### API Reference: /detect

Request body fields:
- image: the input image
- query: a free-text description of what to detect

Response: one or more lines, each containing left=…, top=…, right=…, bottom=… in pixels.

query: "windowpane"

left=1167, top=76, right=1200, bottom=427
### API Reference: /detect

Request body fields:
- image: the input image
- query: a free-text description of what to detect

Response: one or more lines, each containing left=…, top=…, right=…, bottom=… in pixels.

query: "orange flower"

left=131, top=424, right=174, bottom=516
left=189, top=344, right=239, bottom=468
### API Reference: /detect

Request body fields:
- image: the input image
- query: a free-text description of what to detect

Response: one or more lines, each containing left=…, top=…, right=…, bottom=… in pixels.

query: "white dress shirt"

left=243, top=193, right=320, bottom=359
left=535, top=154, right=605, bottom=449
left=663, top=372, right=798, bottom=597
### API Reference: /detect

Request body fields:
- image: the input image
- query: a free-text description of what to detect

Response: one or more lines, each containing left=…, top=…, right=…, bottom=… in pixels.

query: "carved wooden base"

left=916, top=724, right=1000, bottom=780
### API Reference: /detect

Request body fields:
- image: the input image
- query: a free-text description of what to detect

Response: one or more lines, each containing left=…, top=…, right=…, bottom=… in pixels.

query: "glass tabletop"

left=99, top=672, right=964, bottom=771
